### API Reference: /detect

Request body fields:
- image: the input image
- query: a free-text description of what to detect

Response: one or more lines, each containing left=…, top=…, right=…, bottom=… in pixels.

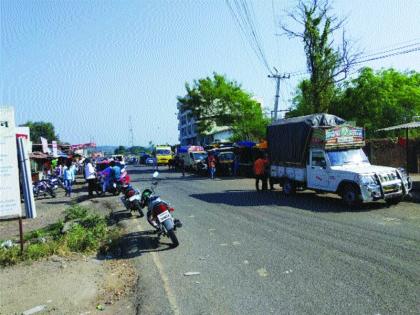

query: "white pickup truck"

left=268, top=114, right=412, bottom=207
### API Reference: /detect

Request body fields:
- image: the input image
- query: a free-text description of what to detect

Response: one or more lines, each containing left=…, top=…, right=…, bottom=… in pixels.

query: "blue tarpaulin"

left=235, top=141, right=256, bottom=148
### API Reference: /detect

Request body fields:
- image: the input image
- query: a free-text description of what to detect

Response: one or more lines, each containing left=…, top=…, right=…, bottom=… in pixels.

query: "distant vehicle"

left=153, top=145, right=173, bottom=165
left=140, top=154, right=151, bottom=164
left=146, top=157, right=155, bottom=165
left=178, top=146, right=208, bottom=172
left=267, top=114, right=412, bottom=207
left=215, top=151, right=235, bottom=175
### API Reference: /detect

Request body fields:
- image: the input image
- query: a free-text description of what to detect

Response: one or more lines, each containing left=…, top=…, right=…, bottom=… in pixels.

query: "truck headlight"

left=359, top=175, right=377, bottom=186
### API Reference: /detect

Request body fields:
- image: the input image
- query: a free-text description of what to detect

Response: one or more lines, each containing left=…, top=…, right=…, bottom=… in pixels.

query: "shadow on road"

left=190, top=189, right=389, bottom=213
left=117, top=231, right=174, bottom=258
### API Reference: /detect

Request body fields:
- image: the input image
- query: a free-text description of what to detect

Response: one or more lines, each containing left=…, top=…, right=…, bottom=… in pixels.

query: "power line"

left=361, top=42, right=420, bottom=59
left=354, top=46, right=420, bottom=64
left=226, top=0, right=273, bottom=74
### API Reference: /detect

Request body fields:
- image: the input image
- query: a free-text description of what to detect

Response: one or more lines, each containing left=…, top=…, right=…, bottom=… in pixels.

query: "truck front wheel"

left=282, top=179, right=296, bottom=195
left=341, top=184, right=361, bottom=208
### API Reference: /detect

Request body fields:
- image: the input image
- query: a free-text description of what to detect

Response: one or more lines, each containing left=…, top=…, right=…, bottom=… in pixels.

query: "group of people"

left=83, top=159, right=127, bottom=197
left=52, top=159, right=79, bottom=197
left=48, top=157, right=127, bottom=198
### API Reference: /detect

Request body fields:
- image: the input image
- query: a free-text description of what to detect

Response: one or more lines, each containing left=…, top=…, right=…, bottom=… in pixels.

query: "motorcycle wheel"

left=133, top=200, right=144, bottom=217
left=112, top=187, right=120, bottom=196
left=50, top=190, right=56, bottom=198
left=167, top=229, right=179, bottom=247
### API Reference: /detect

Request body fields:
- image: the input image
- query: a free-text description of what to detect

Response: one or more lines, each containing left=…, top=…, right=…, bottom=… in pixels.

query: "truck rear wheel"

left=282, top=179, right=296, bottom=195
left=341, top=184, right=361, bottom=208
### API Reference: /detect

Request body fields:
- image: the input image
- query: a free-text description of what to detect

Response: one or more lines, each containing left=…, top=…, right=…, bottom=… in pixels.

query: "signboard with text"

left=311, top=126, right=365, bottom=148
left=0, top=107, right=22, bottom=219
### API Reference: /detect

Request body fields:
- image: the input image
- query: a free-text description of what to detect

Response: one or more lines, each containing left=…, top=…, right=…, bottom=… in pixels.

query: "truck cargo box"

left=267, top=114, right=346, bottom=166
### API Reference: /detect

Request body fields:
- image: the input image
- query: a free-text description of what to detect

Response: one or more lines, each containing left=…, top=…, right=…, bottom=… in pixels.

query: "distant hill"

left=93, top=146, right=118, bottom=154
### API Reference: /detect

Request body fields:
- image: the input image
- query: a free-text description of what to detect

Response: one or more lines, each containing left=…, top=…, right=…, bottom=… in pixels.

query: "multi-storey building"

left=177, top=103, right=198, bottom=145
left=177, top=102, right=233, bottom=146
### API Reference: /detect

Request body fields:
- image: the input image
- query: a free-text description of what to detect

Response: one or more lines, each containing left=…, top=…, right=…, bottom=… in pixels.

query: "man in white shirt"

left=84, top=158, right=96, bottom=197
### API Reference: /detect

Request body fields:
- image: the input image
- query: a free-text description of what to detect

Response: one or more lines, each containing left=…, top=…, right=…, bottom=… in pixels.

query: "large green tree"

left=177, top=73, right=269, bottom=141
left=282, top=0, right=359, bottom=114
left=20, top=121, right=59, bottom=142
left=331, top=68, right=420, bottom=137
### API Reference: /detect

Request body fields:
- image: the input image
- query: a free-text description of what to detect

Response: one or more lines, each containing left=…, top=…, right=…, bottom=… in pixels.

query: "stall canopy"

left=377, top=121, right=420, bottom=173
left=235, top=141, right=256, bottom=148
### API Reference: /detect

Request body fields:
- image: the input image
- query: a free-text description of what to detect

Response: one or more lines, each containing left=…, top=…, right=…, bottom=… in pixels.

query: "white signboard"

left=41, top=136, right=48, bottom=153
left=52, top=140, right=58, bottom=157
left=0, top=107, right=22, bottom=219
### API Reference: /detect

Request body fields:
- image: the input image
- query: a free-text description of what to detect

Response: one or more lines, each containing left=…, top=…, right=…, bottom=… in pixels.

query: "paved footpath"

left=120, top=166, right=420, bottom=315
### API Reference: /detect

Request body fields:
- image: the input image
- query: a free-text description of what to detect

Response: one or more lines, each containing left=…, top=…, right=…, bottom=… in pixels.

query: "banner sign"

left=0, top=107, right=22, bottom=219
left=41, top=136, right=48, bottom=153
left=52, top=140, right=58, bottom=157
left=311, top=126, right=365, bottom=148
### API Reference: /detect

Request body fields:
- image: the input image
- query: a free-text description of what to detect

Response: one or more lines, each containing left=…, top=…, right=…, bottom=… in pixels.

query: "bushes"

left=0, top=205, right=120, bottom=267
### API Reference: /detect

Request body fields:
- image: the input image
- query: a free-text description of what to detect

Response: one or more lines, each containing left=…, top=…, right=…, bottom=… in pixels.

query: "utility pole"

left=128, top=116, right=134, bottom=148
left=268, top=70, right=290, bottom=121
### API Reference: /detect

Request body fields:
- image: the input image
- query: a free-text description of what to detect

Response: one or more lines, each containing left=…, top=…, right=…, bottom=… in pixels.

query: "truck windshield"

left=326, top=149, right=369, bottom=166
left=193, top=152, right=207, bottom=160
left=156, top=149, right=171, bottom=155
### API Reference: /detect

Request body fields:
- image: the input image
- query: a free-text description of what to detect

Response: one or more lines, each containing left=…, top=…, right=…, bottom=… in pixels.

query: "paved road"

left=123, top=166, right=420, bottom=315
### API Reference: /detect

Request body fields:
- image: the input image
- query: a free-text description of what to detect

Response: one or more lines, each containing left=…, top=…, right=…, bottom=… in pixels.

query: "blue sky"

left=2, top=0, right=419, bottom=146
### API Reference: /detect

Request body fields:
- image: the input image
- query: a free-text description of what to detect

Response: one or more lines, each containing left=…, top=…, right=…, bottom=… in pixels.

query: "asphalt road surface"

left=123, top=166, right=420, bottom=315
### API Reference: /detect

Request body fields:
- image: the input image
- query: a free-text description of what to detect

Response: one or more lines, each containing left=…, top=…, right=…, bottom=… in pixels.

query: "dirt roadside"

left=0, top=179, right=138, bottom=315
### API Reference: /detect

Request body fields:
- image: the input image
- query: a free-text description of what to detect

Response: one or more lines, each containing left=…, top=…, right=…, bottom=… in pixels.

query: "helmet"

left=141, top=189, right=152, bottom=202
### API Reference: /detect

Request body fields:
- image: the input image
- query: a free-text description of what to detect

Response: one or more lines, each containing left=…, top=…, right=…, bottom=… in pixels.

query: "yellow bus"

left=153, top=145, right=173, bottom=165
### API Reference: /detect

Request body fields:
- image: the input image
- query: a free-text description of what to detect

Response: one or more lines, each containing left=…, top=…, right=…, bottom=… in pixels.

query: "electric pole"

left=268, top=70, right=290, bottom=121
left=129, top=116, right=134, bottom=148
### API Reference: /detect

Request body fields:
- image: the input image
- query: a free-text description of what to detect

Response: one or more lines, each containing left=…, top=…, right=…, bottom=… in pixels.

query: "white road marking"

left=136, top=221, right=180, bottom=315
left=232, top=241, right=240, bottom=246
left=219, top=243, right=228, bottom=246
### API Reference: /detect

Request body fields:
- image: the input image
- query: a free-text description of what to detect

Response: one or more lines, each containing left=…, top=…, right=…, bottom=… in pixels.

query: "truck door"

left=307, top=150, right=329, bottom=189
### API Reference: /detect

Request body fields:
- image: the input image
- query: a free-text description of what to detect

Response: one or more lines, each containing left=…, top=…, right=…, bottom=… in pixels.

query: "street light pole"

left=268, top=71, right=290, bottom=121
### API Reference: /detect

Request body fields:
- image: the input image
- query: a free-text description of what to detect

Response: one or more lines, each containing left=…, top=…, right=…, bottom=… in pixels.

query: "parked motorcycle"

left=33, top=179, right=56, bottom=198
left=120, top=180, right=144, bottom=217
left=96, top=174, right=122, bottom=196
left=140, top=172, right=181, bottom=247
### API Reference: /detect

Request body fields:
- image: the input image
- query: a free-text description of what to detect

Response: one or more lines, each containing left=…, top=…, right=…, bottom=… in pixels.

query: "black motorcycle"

left=140, top=172, right=182, bottom=247
left=120, top=183, right=144, bottom=217
left=33, top=179, right=56, bottom=198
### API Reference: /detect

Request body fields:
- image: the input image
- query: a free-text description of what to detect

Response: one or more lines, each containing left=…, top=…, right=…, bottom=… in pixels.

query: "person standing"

left=63, top=161, right=75, bottom=197
left=253, top=154, right=268, bottom=191
left=84, top=158, right=96, bottom=197
left=179, top=156, right=185, bottom=177
left=208, top=153, right=216, bottom=180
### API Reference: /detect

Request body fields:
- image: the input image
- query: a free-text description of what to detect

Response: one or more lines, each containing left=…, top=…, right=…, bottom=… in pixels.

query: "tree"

left=331, top=68, right=420, bottom=138
left=129, top=146, right=147, bottom=155
left=114, top=145, right=126, bottom=155
left=178, top=73, right=269, bottom=141
left=282, top=0, right=359, bottom=114
left=20, top=121, right=59, bottom=142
